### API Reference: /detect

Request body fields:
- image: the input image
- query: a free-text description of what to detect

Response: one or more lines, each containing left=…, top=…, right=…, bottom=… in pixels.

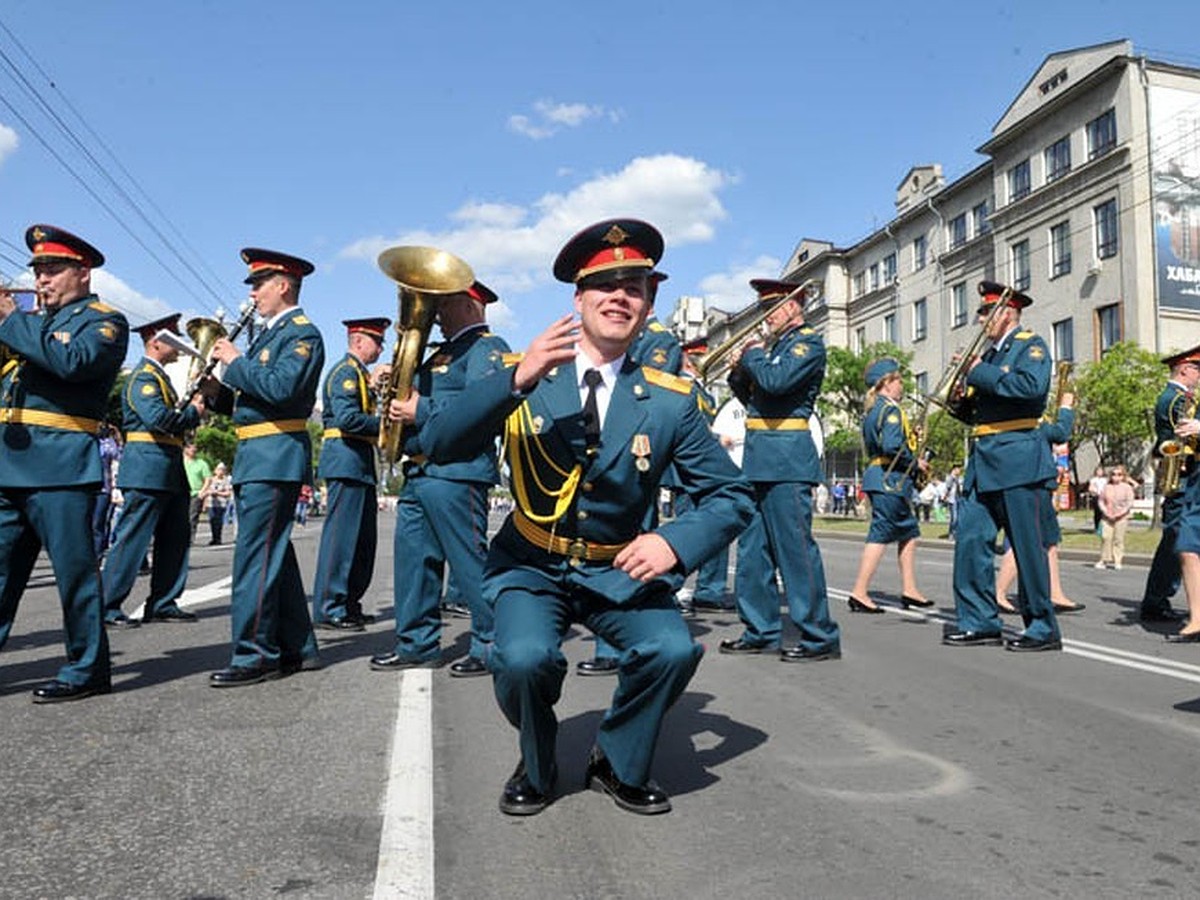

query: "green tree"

left=818, top=342, right=913, bottom=456
left=1073, top=340, right=1160, bottom=475
left=195, top=415, right=236, bottom=467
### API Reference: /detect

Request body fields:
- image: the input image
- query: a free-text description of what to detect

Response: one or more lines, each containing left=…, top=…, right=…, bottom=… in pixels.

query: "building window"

left=883, top=253, right=897, bottom=285
left=913, top=297, right=928, bottom=341
left=1050, top=221, right=1071, bottom=278
left=1087, top=108, right=1117, bottom=160
left=854, top=326, right=866, bottom=353
left=972, top=201, right=990, bottom=237
left=913, top=235, right=927, bottom=271
left=869, top=263, right=880, bottom=292
left=915, top=371, right=928, bottom=395
left=853, top=272, right=865, bottom=298
left=1008, top=159, right=1031, bottom=203
left=1094, top=198, right=1118, bottom=259
left=883, top=312, right=897, bottom=345
left=1052, top=318, right=1074, bottom=362
left=952, top=282, right=968, bottom=328
left=948, top=213, right=968, bottom=249
left=1097, top=304, right=1121, bottom=352
left=1011, top=239, right=1031, bottom=291
left=1045, top=135, right=1071, bottom=183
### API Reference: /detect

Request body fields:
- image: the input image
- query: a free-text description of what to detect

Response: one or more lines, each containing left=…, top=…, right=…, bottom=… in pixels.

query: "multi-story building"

left=682, top=39, right=1200, bottom=410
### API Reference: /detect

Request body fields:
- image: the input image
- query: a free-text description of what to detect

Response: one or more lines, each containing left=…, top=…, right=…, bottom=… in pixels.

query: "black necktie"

left=582, top=368, right=602, bottom=448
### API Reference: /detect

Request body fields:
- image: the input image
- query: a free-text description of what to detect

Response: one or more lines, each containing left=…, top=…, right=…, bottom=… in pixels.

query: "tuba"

left=695, top=279, right=822, bottom=386
left=185, top=315, right=228, bottom=387
left=377, top=246, right=475, bottom=464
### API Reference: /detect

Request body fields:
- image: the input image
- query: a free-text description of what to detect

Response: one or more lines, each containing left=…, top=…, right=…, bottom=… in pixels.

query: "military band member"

left=311, top=317, right=390, bottom=631
left=370, top=281, right=510, bottom=677
left=0, top=225, right=128, bottom=702
left=720, top=278, right=841, bottom=662
left=579, top=273, right=683, bottom=673
left=101, top=313, right=204, bottom=628
left=1162, top=344, right=1200, bottom=642
left=205, top=248, right=325, bottom=686
left=945, top=281, right=1059, bottom=652
left=1140, top=346, right=1200, bottom=625
left=402, top=218, right=753, bottom=815
left=845, top=358, right=933, bottom=613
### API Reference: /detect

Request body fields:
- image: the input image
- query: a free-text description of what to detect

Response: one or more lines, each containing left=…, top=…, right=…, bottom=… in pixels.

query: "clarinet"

left=176, top=303, right=257, bottom=411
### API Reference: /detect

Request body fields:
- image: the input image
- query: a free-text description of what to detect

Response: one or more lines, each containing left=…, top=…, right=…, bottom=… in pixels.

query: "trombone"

left=694, top=279, right=822, bottom=386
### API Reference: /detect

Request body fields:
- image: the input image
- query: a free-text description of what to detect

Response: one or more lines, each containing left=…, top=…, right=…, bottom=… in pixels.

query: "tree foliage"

left=1073, top=340, right=1160, bottom=474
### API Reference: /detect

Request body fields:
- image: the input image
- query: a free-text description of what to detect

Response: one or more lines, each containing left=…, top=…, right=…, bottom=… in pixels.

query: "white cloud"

left=0, top=123, right=17, bottom=166
left=506, top=99, right=620, bottom=140
left=339, top=153, right=733, bottom=298
left=697, top=255, right=785, bottom=312
left=92, top=270, right=174, bottom=326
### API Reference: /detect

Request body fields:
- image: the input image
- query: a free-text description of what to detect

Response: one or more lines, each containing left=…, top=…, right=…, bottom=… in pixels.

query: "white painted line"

left=1064, top=646, right=1200, bottom=685
left=130, top=575, right=233, bottom=620
left=1065, top=637, right=1200, bottom=675
left=374, top=669, right=434, bottom=900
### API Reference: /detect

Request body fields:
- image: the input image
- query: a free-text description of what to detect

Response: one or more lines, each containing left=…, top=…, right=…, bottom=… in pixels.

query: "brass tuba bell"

left=376, top=246, right=476, bottom=464
left=184, top=315, right=228, bottom=387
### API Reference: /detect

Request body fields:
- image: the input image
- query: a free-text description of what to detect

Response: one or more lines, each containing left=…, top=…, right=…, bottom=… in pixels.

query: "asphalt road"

left=3, top=515, right=1200, bottom=900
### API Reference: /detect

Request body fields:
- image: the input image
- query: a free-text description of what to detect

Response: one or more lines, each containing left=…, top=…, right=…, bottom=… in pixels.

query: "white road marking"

left=129, top=575, right=233, bottom=619
left=374, top=669, right=434, bottom=900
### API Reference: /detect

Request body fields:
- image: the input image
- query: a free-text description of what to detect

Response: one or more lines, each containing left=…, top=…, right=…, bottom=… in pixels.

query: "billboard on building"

left=1152, top=84, right=1200, bottom=312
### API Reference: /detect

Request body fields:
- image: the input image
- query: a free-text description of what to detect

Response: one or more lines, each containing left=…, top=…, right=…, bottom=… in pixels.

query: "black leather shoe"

left=1165, top=630, right=1200, bottom=644
left=718, top=638, right=771, bottom=655
left=440, top=601, right=471, bottom=619
left=147, top=607, right=198, bottom=622
left=31, top=679, right=111, bottom=704
left=942, top=630, right=1003, bottom=647
left=901, top=595, right=935, bottom=609
left=585, top=748, right=671, bottom=815
left=848, top=595, right=885, bottom=614
left=449, top=656, right=489, bottom=678
left=1142, top=607, right=1187, bottom=622
left=576, top=657, right=619, bottom=676
left=1052, top=602, right=1086, bottom=614
left=692, top=597, right=734, bottom=611
left=499, top=761, right=554, bottom=816
left=780, top=644, right=841, bottom=663
left=1005, top=635, right=1063, bottom=652
left=369, top=652, right=442, bottom=671
left=208, top=665, right=280, bottom=687
left=104, top=614, right=140, bottom=630
left=314, top=616, right=365, bottom=632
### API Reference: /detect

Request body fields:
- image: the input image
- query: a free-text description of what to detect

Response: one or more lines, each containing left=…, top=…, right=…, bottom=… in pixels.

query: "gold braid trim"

left=503, top=401, right=581, bottom=526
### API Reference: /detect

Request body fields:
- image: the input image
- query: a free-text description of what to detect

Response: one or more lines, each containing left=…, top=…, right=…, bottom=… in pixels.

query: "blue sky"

left=1, top=0, right=1197, bottom=362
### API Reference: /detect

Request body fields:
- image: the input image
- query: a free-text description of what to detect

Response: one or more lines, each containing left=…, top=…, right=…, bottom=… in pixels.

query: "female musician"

left=845, top=359, right=933, bottom=613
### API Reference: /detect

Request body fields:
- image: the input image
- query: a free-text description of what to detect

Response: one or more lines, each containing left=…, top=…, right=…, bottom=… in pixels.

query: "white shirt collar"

left=265, top=305, right=301, bottom=329
left=575, top=350, right=624, bottom=431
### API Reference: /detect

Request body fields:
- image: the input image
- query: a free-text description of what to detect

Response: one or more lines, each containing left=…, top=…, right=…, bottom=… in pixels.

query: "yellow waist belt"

left=0, top=408, right=101, bottom=433
left=745, top=417, right=810, bottom=431
left=323, top=428, right=375, bottom=443
left=236, top=419, right=309, bottom=440
left=512, top=510, right=629, bottom=563
left=126, top=431, right=184, bottom=448
left=970, top=418, right=1041, bottom=437
left=868, top=456, right=894, bottom=468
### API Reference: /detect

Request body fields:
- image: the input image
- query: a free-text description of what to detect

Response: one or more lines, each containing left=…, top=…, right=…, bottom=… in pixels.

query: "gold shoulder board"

left=799, top=326, right=815, bottom=335
left=293, top=315, right=311, bottom=325
left=88, top=301, right=116, bottom=313
left=501, top=352, right=525, bottom=367
left=642, top=367, right=691, bottom=395
left=648, top=321, right=667, bottom=332
left=1014, top=331, right=1033, bottom=340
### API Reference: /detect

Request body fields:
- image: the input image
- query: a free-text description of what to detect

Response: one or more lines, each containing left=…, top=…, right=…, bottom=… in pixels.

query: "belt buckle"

left=567, top=537, right=587, bottom=566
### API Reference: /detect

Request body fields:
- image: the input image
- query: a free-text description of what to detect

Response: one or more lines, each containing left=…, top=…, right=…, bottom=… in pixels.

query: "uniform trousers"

left=392, top=476, right=492, bottom=662
left=733, top=482, right=839, bottom=652
left=228, top=480, right=318, bottom=670
left=952, top=483, right=1058, bottom=641
left=1142, top=493, right=1183, bottom=615
left=311, top=479, right=377, bottom=623
left=675, top=492, right=730, bottom=602
left=101, top=488, right=191, bottom=619
left=491, top=570, right=702, bottom=794
left=0, top=487, right=111, bottom=687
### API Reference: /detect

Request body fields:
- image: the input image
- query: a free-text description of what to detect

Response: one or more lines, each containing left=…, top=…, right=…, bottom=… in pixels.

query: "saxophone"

left=1160, top=390, right=1200, bottom=497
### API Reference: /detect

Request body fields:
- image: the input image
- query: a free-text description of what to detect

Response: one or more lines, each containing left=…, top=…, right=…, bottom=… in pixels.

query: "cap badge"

left=602, top=224, right=630, bottom=245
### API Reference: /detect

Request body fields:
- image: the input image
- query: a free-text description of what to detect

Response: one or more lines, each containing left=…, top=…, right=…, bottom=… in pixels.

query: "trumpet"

left=694, top=279, right=822, bottom=386
left=175, top=303, right=256, bottom=410
left=377, top=246, right=475, bottom=465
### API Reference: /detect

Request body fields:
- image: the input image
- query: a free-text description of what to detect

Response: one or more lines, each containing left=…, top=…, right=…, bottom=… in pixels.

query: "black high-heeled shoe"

left=901, top=595, right=935, bottom=609
left=848, top=595, right=885, bottom=615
